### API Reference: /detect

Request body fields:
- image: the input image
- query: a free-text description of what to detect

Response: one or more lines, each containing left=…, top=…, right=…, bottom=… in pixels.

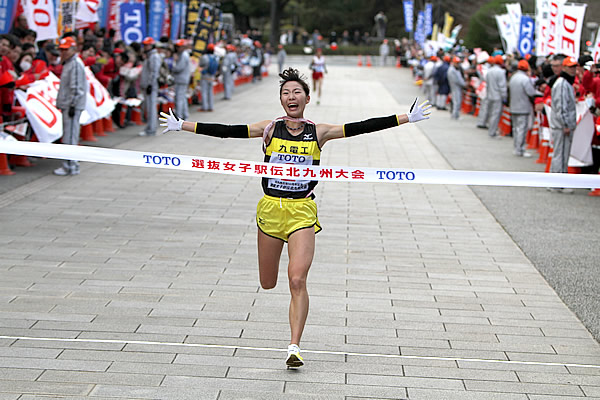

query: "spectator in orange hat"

left=223, top=44, right=240, bottom=100
left=250, top=40, right=264, bottom=83
left=433, top=54, right=450, bottom=110
left=172, top=39, right=191, bottom=120
left=509, top=59, right=537, bottom=157
left=447, top=56, right=466, bottom=120
left=548, top=56, right=578, bottom=191
left=484, top=54, right=507, bottom=137
left=199, top=43, right=218, bottom=112
left=139, top=36, right=161, bottom=136
left=54, top=36, right=88, bottom=176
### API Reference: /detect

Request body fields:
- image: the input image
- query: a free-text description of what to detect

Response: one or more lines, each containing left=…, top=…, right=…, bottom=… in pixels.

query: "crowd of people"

left=0, top=23, right=275, bottom=159
left=416, top=47, right=600, bottom=192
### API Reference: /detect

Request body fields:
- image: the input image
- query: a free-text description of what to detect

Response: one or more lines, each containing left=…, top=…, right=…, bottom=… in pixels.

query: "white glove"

left=159, top=108, right=183, bottom=133
left=407, top=97, right=432, bottom=123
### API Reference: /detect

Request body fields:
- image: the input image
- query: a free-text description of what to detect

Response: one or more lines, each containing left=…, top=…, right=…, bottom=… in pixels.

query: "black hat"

left=44, top=43, right=59, bottom=56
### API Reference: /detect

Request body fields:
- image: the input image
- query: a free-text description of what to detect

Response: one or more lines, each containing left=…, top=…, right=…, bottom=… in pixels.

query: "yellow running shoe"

left=286, top=344, right=304, bottom=368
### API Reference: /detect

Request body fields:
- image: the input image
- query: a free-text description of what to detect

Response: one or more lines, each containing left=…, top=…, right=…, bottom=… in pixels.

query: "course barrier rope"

left=2, top=141, right=600, bottom=189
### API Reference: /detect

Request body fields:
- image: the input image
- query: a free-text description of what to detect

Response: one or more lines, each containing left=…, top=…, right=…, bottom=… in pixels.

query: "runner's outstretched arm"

left=159, top=109, right=270, bottom=138
left=317, top=97, right=432, bottom=145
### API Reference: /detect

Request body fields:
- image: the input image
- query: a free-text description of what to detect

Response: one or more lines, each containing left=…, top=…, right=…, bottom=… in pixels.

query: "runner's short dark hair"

left=279, top=67, right=310, bottom=96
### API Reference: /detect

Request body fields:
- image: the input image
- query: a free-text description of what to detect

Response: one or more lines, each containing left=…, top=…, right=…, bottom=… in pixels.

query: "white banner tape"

left=2, top=142, right=600, bottom=189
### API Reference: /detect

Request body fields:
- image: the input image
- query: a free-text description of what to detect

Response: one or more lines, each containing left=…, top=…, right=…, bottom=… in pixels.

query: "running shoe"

left=286, top=344, right=304, bottom=368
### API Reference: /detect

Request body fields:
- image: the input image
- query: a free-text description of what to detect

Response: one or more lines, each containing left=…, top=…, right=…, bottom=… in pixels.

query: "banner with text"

left=25, top=0, right=59, bottom=41
left=120, top=1, right=146, bottom=45
left=518, top=16, right=535, bottom=57
left=558, top=2, right=587, bottom=59
left=536, top=0, right=551, bottom=56
left=402, top=0, right=413, bottom=33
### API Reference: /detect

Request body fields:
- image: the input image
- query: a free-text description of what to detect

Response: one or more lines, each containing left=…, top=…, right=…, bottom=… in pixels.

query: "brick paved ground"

left=1, top=62, right=599, bottom=399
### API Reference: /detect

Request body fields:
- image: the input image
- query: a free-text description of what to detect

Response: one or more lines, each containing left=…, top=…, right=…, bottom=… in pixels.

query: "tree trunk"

left=270, top=0, right=281, bottom=48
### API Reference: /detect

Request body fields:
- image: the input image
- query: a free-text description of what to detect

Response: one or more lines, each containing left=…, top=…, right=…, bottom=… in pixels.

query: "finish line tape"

left=2, top=141, right=600, bottom=189
left=1, top=335, right=599, bottom=369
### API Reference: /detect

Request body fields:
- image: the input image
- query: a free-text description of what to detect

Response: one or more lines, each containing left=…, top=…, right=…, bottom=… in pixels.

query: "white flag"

left=25, top=0, right=59, bottom=41
left=536, top=0, right=551, bottom=56
left=592, top=30, right=600, bottom=63
left=558, top=3, right=587, bottom=59
left=506, top=3, right=522, bottom=40
left=546, top=0, right=566, bottom=56
left=76, top=0, right=100, bottom=23
left=495, top=14, right=518, bottom=54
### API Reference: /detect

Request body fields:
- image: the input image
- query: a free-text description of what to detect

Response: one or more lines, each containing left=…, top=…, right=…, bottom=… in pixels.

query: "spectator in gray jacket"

left=549, top=56, right=578, bottom=191
left=199, top=43, right=218, bottom=112
left=54, top=36, right=88, bottom=176
left=172, top=39, right=191, bottom=120
left=139, top=37, right=161, bottom=136
left=222, top=44, right=240, bottom=100
left=509, top=59, right=537, bottom=157
left=485, top=55, right=507, bottom=138
left=447, top=56, right=466, bottom=120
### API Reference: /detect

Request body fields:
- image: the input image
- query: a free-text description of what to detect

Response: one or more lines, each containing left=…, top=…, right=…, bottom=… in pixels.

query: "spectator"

left=199, top=43, right=218, bottom=112
left=21, top=43, right=35, bottom=57
left=379, top=39, right=390, bottom=66
left=276, top=44, right=286, bottom=74
left=434, top=55, right=450, bottom=110
left=422, top=55, right=437, bottom=105
left=139, top=36, right=161, bottom=136
left=250, top=40, right=263, bottom=83
left=548, top=56, right=578, bottom=192
left=447, top=56, right=466, bottom=120
left=374, top=11, right=388, bottom=39
left=222, top=44, right=240, bottom=100
left=54, top=36, right=88, bottom=176
left=485, top=55, right=508, bottom=138
left=21, top=29, right=36, bottom=45
left=509, top=59, right=537, bottom=157
left=172, top=39, right=191, bottom=119
left=10, top=14, right=28, bottom=39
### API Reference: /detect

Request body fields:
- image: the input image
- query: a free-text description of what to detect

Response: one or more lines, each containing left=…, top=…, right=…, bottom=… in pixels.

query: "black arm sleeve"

left=343, top=115, right=399, bottom=137
left=194, top=123, right=249, bottom=138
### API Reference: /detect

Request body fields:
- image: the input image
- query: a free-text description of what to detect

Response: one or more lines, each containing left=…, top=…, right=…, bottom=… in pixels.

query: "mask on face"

left=19, top=61, right=31, bottom=71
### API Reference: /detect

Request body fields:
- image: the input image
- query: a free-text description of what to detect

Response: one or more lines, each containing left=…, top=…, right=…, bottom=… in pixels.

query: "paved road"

left=1, top=60, right=600, bottom=399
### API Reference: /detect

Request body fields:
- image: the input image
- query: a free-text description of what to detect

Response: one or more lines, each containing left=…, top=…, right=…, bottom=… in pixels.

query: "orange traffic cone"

left=498, top=106, right=512, bottom=136
left=396, top=56, right=401, bottom=68
left=131, top=106, right=143, bottom=126
left=103, top=116, right=115, bottom=132
left=366, top=55, right=372, bottom=67
left=536, top=138, right=549, bottom=164
left=357, top=54, right=363, bottom=67
left=80, top=123, right=97, bottom=142
left=474, top=98, right=480, bottom=117
left=544, top=145, right=553, bottom=173
left=567, top=166, right=581, bottom=174
left=0, top=153, right=15, bottom=175
left=9, top=154, right=32, bottom=167
left=93, top=119, right=107, bottom=137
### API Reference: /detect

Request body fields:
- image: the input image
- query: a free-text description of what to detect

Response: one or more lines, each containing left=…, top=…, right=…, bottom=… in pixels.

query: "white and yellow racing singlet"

left=262, top=120, right=321, bottom=199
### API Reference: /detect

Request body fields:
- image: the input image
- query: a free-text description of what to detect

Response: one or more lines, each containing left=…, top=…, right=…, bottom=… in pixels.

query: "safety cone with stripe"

left=131, top=106, right=143, bottom=125
left=396, top=56, right=401, bottom=68
left=80, top=123, right=97, bottom=142
left=0, top=154, right=14, bottom=175
left=474, top=98, right=480, bottom=117
left=536, top=126, right=550, bottom=164
left=103, top=116, right=115, bottom=132
left=366, top=55, right=372, bottom=67
left=498, top=106, right=512, bottom=136
left=93, top=119, right=107, bottom=137
left=357, top=55, right=363, bottom=67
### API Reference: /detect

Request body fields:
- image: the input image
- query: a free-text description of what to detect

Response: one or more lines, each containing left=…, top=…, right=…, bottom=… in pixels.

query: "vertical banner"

left=506, top=3, right=522, bottom=41
left=518, top=15, right=535, bottom=57
left=184, top=0, right=200, bottom=39
left=96, top=0, right=110, bottom=28
left=161, top=0, right=170, bottom=38
left=495, top=14, right=518, bottom=54
left=0, top=0, right=18, bottom=34
left=547, top=0, right=566, bottom=56
left=415, top=11, right=425, bottom=46
left=424, top=3, right=433, bottom=36
left=170, top=1, right=182, bottom=41
left=536, top=0, right=550, bottom=56
left=25, top=0, right=59, bottom=41
left=558, top=3, right=586, bottom=59
left=107, top=0, right=123, bottom=40
left=442, top=12, right=453, bottom=38
left=431, top=23, right=438, bottom=41
left=120, top=1, right=146, bottom=45
left=402, top=0, right=413, bottom=33
left=593, top=30, right=600, bottom=63
left=148, top=0, right=165, bottom=40
left=192, top=3, right=213, bottom=56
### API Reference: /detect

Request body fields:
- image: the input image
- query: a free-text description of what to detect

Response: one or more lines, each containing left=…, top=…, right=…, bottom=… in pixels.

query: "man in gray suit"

left=139, top=37, right=161, bottom=136
left=54, top=36, right=88, bottom=176
left=508, top=59, right=537, bottom=157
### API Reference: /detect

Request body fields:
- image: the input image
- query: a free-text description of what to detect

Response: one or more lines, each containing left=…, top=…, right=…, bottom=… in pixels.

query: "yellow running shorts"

left=256, top=195, right=322, bottom=242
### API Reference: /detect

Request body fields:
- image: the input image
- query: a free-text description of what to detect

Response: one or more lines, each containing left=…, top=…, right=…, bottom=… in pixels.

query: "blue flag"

left=415, top=11, right=425, bottom=45
left=97, top=0, right=110, bottom=29
left=0, top=0, right=18, bottom=34
left=403, top=0, right=414, bottom=33
left=518, top=16, right=535, bottom=57
left=424, top=3, right=433, bottom=36
left=171, top=1, right=183, bottom=41
left=120, top=2, right=147, bottom=45
left=148, top=0, right=166, bottom=40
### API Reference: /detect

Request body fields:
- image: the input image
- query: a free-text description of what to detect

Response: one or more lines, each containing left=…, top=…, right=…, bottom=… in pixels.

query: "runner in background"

left=309, top=47, right=326, bottom=105
left=159, top=67, right=432, bottom=368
